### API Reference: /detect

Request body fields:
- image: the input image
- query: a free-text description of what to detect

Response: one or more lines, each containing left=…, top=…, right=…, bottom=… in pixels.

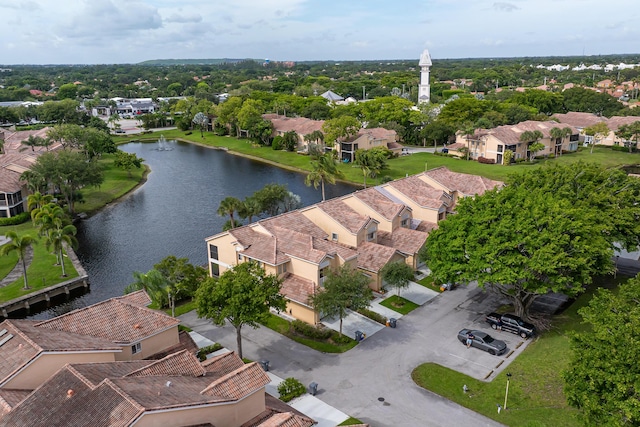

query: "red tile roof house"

left=263, top=114, right=325, bottom=152
left=0, top=349, right=315, bottom=427
left=337, top=127, right=399, bottom=163
left=205, top=168, right=501, bottom=325
left=0, top=291, right=194, bottom=392
left=0, top=127, right=62, bottom=218
left=552, top=112, right=640, bottom=147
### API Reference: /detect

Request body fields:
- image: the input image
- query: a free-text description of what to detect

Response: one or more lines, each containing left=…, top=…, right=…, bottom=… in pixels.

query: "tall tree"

left=305, top=153, right=345, bottom=201
left=45, top=224, right=78, bottom=277
left=322, top=116, right=361, bottom=146
left=309, top=263, right=372, bottom=336
left=615, top=121, right=640, bottom=152
left=113, top=151, right=144, bottom=178
left=354, top=148, right=388, bottom=188
left=124, top=269, right=169, bottom=308
left=563, top=276, right=640, bottom=427
left=380, top=261, right=414, bottom=298
left=154, top=255, right=207, bottom=317
left=195, top=262, right=286, bottom=359
left=217, top=196, right=243, bottom=229
left=519, top=130, right=544, bottom=161
left=0, top=231, right=37, bottom=290
left=20, top=135, right=44, bottom=152
left=192, top=112, right=209, bottom=138
left=583, top=122, right=610, bottom=154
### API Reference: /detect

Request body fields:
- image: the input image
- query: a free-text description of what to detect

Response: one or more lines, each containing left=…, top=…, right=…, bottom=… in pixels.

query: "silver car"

left=457, top=329, right=507, bottom=356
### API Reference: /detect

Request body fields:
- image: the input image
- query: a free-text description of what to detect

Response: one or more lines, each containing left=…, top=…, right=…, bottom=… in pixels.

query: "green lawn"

left=379, top=295, right=419, bottom=315
left=416, top=276, right=443, bottom=293
left=75, top=152, right=148, bottom=214
left=411, top=275, right=626, bottom=427
left=118, top=131, right=640, bottom=185
left=260, top=313, right=358, bottom=353
left=338, top=417, right=365, bottom=425
left=0, top=222, right=78, bottom=302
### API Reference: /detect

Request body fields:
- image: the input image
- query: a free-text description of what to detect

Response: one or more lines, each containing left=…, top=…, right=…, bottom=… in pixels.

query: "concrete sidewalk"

left=321, top=309, right=385, bottom=339
left=401, top=281, right=439, bottom=305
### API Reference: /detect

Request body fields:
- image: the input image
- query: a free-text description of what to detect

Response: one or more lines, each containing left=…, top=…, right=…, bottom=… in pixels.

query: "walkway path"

left=0, top=246, right=33, bottom=288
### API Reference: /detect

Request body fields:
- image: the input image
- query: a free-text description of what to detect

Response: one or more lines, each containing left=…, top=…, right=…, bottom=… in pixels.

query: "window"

left=209, top=245, right=218, bottom=260
left=331, top=233, right=338, bottom=241
left=277, top=263, right=287, bottom=275
left=497, top=145, right=503, bottom=153
left=401, top=218, right=409, bottom=228
left=238, top=253, right=243, bottom=261
left=210, top=262, right=220, bottom=277
left=367, top=231, right=376, bottom=241
left=438, top=212, right=446, bottom=221
left=569, top=134, right=579, bottom=142
left=131, top=342, right=141, bottom=354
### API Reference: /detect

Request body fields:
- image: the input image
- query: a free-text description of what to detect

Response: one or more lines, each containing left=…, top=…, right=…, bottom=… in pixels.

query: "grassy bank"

left=117, top=131, right=640, bottom=184
left=411, top=275, right=626, bottom=427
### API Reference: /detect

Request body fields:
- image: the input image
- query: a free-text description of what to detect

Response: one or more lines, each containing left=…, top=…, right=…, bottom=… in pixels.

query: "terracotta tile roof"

left=146, top=330, right=199, bottom=360
left=388, top=175, right=449, bottom=209
left=260, top=211, right=327, bottom=239
left=0, top=320, right=121, bottom=387
left=242, top=395, right=315, bottom=427
left=415, top=221, right=438, bottom=233
left=551, top=112, right=604, bottom=128
left=280, top=273, right=316, bottom=305
left=0, top=367, right=143, bottom=427
left=347, top=127, right=396, bottom=143
left=606, top=116, right=640, bottom=131
left=316, top=199, right=371, bottom=234
left=230, top=225, right=281, bottom=265
left=0, top=389, right=31, bottom=414
left=35, top=297, right=180, bottom=344
left=422, top=167, right=503, bottom=197
left=127, top=350, right=205, bottom=378
left=265, top=115, right=325, bottom=136
left=377, top=228, right=428, bottom=255
left=115, top=290, right=152, bottom=307
left=357, top=242, right=399, bottom=273
left=70, top=361, right=153, bottom=386
left=253, top=412, right=316, bottom=427
left=201, top=362, right=270, bottom=400
left=202, top=351, right=246, bottom=378
left=350, top=187, right=405, bottom=220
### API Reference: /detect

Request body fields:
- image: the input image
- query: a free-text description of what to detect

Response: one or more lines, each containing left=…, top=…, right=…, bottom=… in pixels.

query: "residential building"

left=263, top=114, right=325, bottom=152
left=205, top=168, right=502, bottom=324
left=552, top=112, right=640, bottom=147
left=336, top=127, right=399, bottom=163
left=0, top=349, right=314, bottom=427
left=0, top=291, right=191, bottom=392
left=0, top=127, right=61, bottom=218
left=455, top=120, right=580, bottom=164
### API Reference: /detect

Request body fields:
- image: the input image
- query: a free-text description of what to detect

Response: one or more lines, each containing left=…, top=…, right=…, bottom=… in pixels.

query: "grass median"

left=412, top=275, right=625, bottom=427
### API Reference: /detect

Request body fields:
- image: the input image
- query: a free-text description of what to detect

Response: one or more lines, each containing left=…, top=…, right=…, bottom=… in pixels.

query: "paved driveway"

left=180, top=283, right=514, bottom=427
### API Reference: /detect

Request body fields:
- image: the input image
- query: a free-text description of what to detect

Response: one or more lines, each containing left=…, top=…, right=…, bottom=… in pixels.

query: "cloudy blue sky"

left=1, top=0, right=638, bottom=64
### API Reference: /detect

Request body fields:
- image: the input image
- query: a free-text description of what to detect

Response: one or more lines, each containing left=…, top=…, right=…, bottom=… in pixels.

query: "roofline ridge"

left=102, top=378, right=146, bottom=411
left=4, top=320, right=43, bottom=352
left=65, top=364, right=100, bottom=390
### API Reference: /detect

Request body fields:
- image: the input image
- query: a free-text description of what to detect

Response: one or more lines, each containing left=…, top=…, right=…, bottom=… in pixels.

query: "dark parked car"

left=485, top=313, right=535, bottom=339
left=457, top=329, right=507, bottom=356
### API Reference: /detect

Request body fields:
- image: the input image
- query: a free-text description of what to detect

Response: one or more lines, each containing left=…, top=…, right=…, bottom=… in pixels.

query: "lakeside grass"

left=411, top=275, right=626, bottom=427
left=117, top=131, right=640, bottom=184
left=0, top=222, right=78, bottom=301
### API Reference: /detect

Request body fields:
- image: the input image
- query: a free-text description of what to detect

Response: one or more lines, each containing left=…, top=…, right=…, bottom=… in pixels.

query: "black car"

left=457, top=329, right=507, bottom=356
left=485, top=313, right=535, bottom=339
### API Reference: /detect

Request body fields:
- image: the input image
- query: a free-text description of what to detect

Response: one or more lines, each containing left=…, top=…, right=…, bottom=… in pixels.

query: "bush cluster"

left=272, top=136, right=283, bottom=150
left=357, top=308, right=387, bottom=325
left=197, top=343, right=224, bottom=361
left=611, top=145, right=637, bottom=152
left=477, top=156, right=495, bottom=164
left=277, top=377, right=307, bottom=402
left=0, top=212, right=30, bottom=226
left=292, top=320, right=332, bottom=339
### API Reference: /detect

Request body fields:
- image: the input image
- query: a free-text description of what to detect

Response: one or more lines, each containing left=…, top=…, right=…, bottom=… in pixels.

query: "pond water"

left=31, top=139, right=357, bottom=319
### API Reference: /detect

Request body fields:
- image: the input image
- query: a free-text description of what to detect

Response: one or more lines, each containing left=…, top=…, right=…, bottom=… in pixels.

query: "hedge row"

left=0, top=212, right=30, bottom=226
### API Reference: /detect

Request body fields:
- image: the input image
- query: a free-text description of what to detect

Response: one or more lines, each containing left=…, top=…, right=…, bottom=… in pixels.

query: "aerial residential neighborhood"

left=2, top=1, right=640, bottom=425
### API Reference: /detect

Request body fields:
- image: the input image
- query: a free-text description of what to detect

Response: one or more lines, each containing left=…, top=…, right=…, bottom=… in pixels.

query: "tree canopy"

left=563, top=276, right=640, bottom=426
left=195, top=262, right=286, bottom=358
left=425, top=162, right=640, bottom=319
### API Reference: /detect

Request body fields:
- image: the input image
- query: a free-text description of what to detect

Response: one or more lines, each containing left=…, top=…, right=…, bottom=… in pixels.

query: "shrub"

left=292, top=320, right=332, bottom=340
left=184, top=131, right=192, bottom=136
left=272, top=136, right=283, bottom=150
left=548, top=153, right=556, bottom=159
left=332, top=333, right=353, bottom=344
left=277, top=377, right=307, bottom=402
left=0, top=212, right=30, bottom=226
left=477, top=156, right=495, bottom=164
left=197, top=343, right=224, bottom=361
left=357, top=308, right=387, bottom=325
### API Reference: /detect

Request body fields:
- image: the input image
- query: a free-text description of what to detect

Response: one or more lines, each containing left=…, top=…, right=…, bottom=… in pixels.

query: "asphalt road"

left=181, top=283, right=523, bottom=427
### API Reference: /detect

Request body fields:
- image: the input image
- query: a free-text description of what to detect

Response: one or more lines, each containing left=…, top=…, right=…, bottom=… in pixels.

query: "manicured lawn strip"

left=161, top=300, right=196, bottom=317
left=0, top=222, right=79, bottom=302
left=411, top=275, right=626, bottom=427
left=416, top=276, right=442, bottom=293
left=261, top=313, right=357, bottom=353
left=76, top=152, right=148, bottom=214
left=379, top=295, right=419, bottom=315
left=338, top=417, right=365, bottom=425
left=0, top=251, right=18, bottom=280
left=119, top=131, right=640, bottom=185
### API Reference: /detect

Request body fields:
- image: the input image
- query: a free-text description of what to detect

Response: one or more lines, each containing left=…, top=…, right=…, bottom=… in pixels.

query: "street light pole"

left=504, top=373, right=512, bottom=410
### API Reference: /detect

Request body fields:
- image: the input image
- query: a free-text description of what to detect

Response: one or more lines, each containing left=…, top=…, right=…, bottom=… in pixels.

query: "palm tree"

left=1, top=231, right=37, bottom=290
left=20, top=135, right=44, bottom=152
left=239, top=196, right=262, bottom=224
left=27, top=191, right=53, bottom=212
left=217, top=197, right=243, bottom=229
left=519, top=130, right=544, bottom=161
left=45, top=224, right=78, bottom=277
left=461, top=122, right=477, bottom=161
left=305, top=153, right=345, bottom=201
left=354, top=149, right=387, bottom=189
left=32, top=203, right=66, bottom=238
left=124, top=269, right=169, bottom=308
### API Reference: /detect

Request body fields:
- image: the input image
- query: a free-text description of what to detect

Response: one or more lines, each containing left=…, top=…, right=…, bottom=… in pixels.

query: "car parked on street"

left=485, top=313, right=535, bottom=338
left=457, top=329, right=507, bottom=356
